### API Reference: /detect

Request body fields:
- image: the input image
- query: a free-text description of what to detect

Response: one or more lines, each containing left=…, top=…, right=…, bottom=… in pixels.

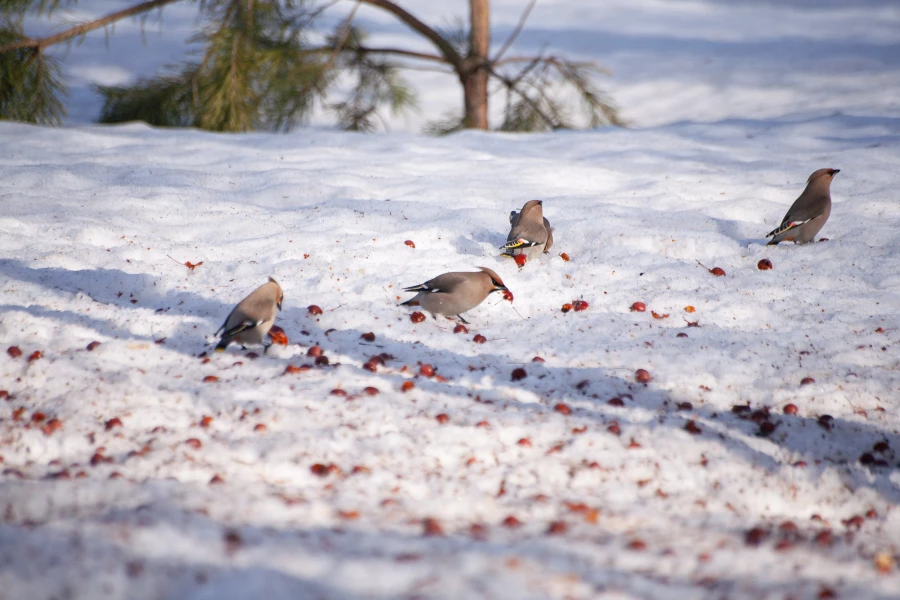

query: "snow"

left=3, top=1, right=900, bottom=599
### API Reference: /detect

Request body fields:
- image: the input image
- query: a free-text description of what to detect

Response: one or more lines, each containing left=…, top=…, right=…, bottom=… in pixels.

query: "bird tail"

left=767, top=218, right=810, bottom=239
left=215, top=338, right=230, bottom=352
left=499, top=238, right=538, bottom=251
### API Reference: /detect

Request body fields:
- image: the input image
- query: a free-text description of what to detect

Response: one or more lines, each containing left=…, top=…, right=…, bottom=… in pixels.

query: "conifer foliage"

left=0, top=0, right=620, bottom=132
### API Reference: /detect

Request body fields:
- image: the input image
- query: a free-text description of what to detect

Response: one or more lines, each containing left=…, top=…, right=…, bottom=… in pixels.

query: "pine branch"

left=0, top=25, right=66, bottom=124
left=0, top=0, right=182, bottom=55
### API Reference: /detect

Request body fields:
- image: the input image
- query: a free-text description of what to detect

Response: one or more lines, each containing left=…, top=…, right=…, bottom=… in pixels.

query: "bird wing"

left=501, top=217, right=549, bottom=250
left=221, top=319, right=263, bottom=339
left=404, top=272, right=468, bottom=294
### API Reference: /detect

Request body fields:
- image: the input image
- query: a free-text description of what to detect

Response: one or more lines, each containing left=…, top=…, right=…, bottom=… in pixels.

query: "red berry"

left=630, top=302, right=646, bottom=312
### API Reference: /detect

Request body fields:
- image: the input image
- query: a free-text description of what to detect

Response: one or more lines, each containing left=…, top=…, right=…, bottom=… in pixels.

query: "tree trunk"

left=463, top=0, right=490, bottom=129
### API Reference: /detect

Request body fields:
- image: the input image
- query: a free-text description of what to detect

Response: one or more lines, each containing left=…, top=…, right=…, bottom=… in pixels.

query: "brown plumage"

left=215, top=278, right=283, bottom=351
left=501, top=200, right=554, bottom=259
left=401, top=267, right=509, bottom=323
left=766, top=168, right=839, bottom=245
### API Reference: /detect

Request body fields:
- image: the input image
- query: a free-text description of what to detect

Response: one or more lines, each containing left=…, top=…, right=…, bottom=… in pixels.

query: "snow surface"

left=2, top=113, right=900, bottom=599
left=3, top=1, right=900, bottom=599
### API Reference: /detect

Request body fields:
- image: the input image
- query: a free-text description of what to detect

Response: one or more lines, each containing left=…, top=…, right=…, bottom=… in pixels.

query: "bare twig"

left=492, top=0, right=537, bottom=64
left=320, top=0, right=361, bottom=74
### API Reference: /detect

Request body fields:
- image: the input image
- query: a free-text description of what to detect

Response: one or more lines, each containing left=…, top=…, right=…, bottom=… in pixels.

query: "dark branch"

left=0, top=0, right=181, bottom=55
left=355, top=45, right=447, bottom=63
left=486, top=63, right=558, bottom=129
left=356, top=0, right=463, bottom=71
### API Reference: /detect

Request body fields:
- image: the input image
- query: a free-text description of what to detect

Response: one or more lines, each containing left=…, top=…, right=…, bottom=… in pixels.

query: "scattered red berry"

left=511, top=368, right=527, bottom=381
left=635, top=369, right=651, bottom=384
left=502, top=516, right=522, bottom=528
left=573, top=300, right=589, bottom=312
left=514, top=254, right=527, bottom=268
left=684, top=420, right=702, bottom=435
left=560, top=253, right=570, bottom=262
left=307, top=305, right=323, bottom=316
left=360, top=332, right=376, bottom=342
left=758, top=259, right=773, bottom=270
left=783, top=403, right=798, bottom=415
left=419, top=364, right=435, bottom=377
left=453, top=324, right=468, bottom=334
left=554, top=403, right=571, bottom=415
left=473, top=334, right=487, bottom=344
left=105, top=417, right=123, bottom=431
left=86, top=341, right=101, bottom=351
left=410, top=311, right=426, bottom=324
left=401, top=381, right=415, bottom=392
left=267, top=325, right=288, bottom=345
left=203, top=375, right=218, bottom=383
left=7, top=346, right=22, bottom=358
left=561, top=303, right=573, bottom=313
left=423, top=518, right=443, bottom=536
left=630, top=302, right=646, bottom=312
left=435, top=413, right=449, bottom=424
left=404, top=240, right=416, bottom=248
left=801, top=377, right=815, bottom=386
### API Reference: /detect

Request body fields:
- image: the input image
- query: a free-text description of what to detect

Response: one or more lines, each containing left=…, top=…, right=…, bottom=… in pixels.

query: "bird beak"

left=277, top=301, right=283, bottom=311
left=830, top=169, right=840, bottom=176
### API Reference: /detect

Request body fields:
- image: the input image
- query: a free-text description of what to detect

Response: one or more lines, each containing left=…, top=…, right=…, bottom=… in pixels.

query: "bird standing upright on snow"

left=215, top=277, right=283, bottom=352
left=766, top=168, right=840, bottom=245
left=500, top=199, right=554, bottom=259
left=401, top=267, right=510, bottom=323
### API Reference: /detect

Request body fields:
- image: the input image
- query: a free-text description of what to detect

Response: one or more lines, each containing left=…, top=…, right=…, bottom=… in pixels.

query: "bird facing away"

left=766, top=168, right=840, bottom=245
left=401, top=267, right=509, bottom=323
left=215, top=277, right=283, bottom=352
left=500, top=199, right=554, bottom=259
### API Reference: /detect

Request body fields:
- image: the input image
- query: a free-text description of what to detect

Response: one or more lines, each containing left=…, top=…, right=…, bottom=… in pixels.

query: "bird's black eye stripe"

left=491, top=278, right=504, bottom=288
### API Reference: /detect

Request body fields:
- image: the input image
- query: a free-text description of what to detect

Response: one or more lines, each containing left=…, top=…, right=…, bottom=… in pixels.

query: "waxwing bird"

left=401, top=267, right=509, bottom=323
left=766, top=168, right=840, bottom=245
left=215, top=277, right=283, bottom=352
left=500, top=199, right=554, bottom=259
